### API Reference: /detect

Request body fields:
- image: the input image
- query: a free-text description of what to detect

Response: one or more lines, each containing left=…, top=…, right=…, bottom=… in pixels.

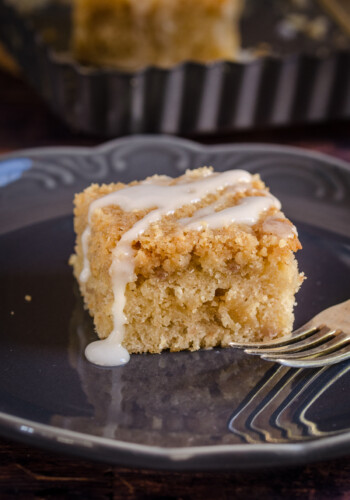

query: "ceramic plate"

left=0, top=136, right=350, bottom=470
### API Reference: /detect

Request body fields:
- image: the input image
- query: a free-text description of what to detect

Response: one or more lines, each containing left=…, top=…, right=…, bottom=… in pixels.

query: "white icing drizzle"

left=181, top=195, right=280, bottom=231
left=80, top=169, right=283, bottom=367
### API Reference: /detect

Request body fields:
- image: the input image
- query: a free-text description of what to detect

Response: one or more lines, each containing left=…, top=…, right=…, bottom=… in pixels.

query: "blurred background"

left=0, top=0, right=350, bottom=159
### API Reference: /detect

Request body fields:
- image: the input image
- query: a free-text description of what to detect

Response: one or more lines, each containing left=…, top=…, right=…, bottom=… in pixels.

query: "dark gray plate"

left=0, top=136, right=350, bottom=470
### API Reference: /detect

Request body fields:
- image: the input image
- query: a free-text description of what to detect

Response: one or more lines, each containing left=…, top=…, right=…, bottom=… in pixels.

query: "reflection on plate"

left=0, top=136, right=349, bottom=470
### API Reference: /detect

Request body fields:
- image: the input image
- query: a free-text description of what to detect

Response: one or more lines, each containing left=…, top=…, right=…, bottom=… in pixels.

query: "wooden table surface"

left=1, top=68, right=350, bottom=499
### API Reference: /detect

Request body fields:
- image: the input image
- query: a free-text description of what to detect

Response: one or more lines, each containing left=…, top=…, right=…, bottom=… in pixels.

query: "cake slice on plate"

left=70, top=167, right=304, bottom=366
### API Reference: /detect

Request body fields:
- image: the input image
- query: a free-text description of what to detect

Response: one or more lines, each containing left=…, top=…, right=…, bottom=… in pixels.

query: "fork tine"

left=245, top=327, right=336, bottom=356
left=230, top=300, right=350, bottom=368
left=261, top=331, right=349, bottom=360
left=229, top=324, right=318, bottom=350
left=262, top=344, right=350, bottom=368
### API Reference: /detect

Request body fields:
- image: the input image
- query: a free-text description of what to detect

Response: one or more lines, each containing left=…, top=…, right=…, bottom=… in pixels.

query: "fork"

left=230, top=299, right=350, bottom=368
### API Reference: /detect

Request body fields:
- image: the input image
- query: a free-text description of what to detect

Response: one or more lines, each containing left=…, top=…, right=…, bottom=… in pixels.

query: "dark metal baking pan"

left=0, top=0, right=350, bottom=136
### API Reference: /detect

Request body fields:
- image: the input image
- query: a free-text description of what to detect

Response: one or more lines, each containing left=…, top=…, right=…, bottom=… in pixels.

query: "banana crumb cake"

left=72, top=0, right=243, bottom=70
left=70, top=167, right=304, bottom=366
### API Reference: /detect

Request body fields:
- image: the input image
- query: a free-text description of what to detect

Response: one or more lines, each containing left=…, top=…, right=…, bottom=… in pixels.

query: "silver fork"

left=230, top=300, right=350, bottom=368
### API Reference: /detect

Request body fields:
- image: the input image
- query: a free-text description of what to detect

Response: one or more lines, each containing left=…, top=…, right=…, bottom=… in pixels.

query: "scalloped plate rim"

left=1, top=135, right=350, bottom=176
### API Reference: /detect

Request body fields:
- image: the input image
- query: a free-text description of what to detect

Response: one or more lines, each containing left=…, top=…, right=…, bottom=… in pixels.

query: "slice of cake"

left=70, top=167, right=304, bottom=367
left=72, top=0, right=244, bottom=70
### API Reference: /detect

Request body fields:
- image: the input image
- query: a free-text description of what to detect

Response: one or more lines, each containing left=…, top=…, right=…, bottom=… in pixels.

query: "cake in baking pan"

left=72, top=0, right=244, bottom=70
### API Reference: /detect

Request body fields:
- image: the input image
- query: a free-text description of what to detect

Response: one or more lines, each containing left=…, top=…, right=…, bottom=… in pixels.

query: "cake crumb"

left=24, top=295, right=32, bottom=302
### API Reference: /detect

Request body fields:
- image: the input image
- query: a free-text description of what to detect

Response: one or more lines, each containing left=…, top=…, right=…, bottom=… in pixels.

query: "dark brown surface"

left=1, top=437, right=350, bottom=500
left=1, top=68, right=350, bottom=499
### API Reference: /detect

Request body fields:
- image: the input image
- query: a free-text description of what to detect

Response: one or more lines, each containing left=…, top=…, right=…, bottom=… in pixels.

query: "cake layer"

left=70, top=167, right=304, bottom=366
